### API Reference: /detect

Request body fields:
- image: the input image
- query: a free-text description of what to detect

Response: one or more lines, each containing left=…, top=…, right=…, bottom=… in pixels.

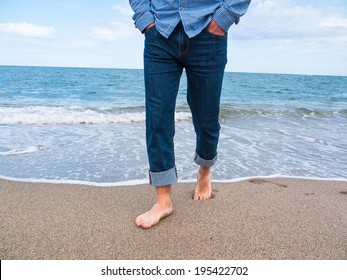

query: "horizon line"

left=1, top=64, right=346, bottom=77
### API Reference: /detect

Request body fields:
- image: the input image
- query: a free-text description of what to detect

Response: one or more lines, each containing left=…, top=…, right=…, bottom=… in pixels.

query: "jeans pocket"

left=204, top=28, right=227, bottom=39
left=144, top=25, right=156, bottom=34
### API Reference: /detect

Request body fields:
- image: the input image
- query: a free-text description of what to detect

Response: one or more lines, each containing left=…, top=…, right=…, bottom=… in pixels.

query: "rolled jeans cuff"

left=149, top=166, right=178, bottom=187
left=194, top=153, right=217, bottom=168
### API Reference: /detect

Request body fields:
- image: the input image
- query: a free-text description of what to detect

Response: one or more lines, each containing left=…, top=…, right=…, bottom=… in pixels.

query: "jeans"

left=144, top=22, right=227, bottom=187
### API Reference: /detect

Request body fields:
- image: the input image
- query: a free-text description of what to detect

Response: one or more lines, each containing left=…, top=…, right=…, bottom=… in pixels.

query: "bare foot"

left=135, top=202, right=173, bottom=229
left=193, top=166, right=212, bottom=200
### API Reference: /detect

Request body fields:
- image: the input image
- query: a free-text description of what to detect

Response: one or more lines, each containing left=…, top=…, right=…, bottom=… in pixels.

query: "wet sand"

left=0, top=178, right=346, bottom=259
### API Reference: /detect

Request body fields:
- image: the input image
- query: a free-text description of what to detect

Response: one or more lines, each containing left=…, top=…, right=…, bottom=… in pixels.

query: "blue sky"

left=1, top=0, right=347, bottom=75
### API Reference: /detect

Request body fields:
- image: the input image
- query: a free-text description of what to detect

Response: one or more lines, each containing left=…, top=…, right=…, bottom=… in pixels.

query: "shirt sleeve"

left=129, top=0, right=155, bottom=33
left=212, top=0, right=251, bottom=33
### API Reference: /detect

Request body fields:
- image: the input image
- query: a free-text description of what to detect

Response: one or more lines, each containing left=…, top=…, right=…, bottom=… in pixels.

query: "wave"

left=219, top=105, right=347, bottom=119
left=338, top=109, right=347, bottom=116
left=0, top=105, right=345, bottom=125
left=0, top=145, right=45, bottom=156
left=0, top=106, right=192, bottom=125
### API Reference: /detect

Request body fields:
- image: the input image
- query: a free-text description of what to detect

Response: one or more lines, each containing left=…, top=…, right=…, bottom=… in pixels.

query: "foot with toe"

left=135, top=202, right=173, bottom=229
left=135, top=185, right=173, bottom=229
left=193, top=166, right=212, bottom=200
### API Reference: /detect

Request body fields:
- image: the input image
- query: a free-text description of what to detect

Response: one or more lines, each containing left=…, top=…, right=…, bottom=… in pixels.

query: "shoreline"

left=1, top=174, right=347, bottom=187
left=0, top=177, right=346, bottom=259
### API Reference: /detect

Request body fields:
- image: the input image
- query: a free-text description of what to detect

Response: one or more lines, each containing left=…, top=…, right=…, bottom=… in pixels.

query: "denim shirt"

left=129, top=0, right=251, bottom=38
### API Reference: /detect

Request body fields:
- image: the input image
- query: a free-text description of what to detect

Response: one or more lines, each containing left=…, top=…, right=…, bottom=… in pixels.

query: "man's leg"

left=135, top=26, right=183, bottom=228
left=184, top=28, right=228, bottom=200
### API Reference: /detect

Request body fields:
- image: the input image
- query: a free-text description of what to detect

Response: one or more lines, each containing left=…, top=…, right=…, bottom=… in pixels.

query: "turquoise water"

left=0, top=66, right=346, bottom=183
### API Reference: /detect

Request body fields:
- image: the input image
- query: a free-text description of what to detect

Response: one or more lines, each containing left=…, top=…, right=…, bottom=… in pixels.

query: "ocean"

left=0, top=65, right=346, bottom=185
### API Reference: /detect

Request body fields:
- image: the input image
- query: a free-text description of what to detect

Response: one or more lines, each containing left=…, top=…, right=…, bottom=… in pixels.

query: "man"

left=129, top=0, right=251, bottom=229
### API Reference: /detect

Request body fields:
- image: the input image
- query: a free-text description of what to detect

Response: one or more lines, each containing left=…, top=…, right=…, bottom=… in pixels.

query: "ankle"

left=199, top=166, right=211, bottom=175
left=156, top=197, right=172, bottom=208
left=155, top=185, right=172, bottom=207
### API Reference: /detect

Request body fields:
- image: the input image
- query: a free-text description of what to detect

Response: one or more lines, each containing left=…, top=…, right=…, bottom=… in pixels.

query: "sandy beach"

left=0, top=178, right=346, bottom=260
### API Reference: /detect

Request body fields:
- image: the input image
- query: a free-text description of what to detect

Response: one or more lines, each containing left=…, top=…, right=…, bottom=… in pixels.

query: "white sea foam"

left=0, top=106, right=192, bottom=124
left=0, top=175, right=148, bottom=186
left=0, top=174, right=346, bottom=187
left=0, top=145, right=45, bottom=156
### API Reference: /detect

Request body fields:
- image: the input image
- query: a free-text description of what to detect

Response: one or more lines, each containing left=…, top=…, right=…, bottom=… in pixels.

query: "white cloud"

left=112, top=4, right=133, bottom=17
left=319, top=17, right=347, bottom=28
left=90, top=21, right=136, bottom=42
left=234, top=0, right=347, bottom=45
left=0, top=22, right=55, bottom=38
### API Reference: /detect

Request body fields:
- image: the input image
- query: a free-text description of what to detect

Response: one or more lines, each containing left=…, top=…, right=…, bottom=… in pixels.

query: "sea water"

left=0, top=66, right=346, bottom=184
